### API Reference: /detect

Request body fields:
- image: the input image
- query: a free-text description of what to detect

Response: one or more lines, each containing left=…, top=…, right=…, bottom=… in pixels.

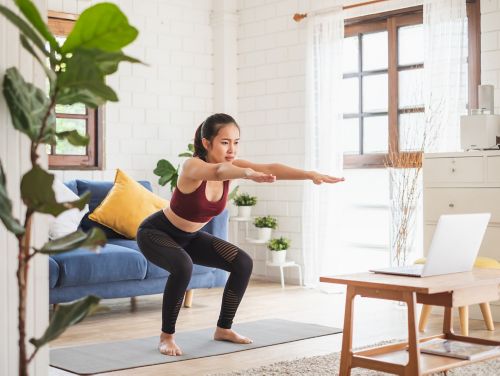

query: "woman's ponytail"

left=193, top=122, right=207, bottom=161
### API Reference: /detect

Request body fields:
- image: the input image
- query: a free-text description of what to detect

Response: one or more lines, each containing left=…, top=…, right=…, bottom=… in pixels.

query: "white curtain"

left=302, top=10, right=344, bottom=287
left=423, top=0, right=468, bottom=152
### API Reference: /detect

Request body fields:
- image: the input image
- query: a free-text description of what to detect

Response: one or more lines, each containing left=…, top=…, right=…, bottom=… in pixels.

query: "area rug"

left=50, top=318, right=342, bottom=374
left=209, top=340, right=500, bottom=376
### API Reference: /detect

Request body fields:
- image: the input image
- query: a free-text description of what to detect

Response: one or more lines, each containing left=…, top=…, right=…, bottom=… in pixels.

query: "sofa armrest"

left=201, top=209, right=229, bottom=240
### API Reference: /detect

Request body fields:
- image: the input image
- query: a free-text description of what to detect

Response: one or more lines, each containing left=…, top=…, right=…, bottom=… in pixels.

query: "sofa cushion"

left=77, top=178, right=152, bottom=239
left=52, top=243, right=147, bottom=287
left=89, top=169, right=168, bottom=239
left=49, top=178, right=89, bottom=240
left=107, top=238, right=218, bottom=279
left=49, top=257, right=59, bottom=288
left=64, top=180, right=78, bottom=195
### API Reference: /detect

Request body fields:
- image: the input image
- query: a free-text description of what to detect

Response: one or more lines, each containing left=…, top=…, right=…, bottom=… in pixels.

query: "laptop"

left=370, top=213, right=491, bottom=277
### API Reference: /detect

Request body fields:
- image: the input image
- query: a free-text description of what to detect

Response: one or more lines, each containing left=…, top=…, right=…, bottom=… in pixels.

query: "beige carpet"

left=210, top=340, right=500, bottom=375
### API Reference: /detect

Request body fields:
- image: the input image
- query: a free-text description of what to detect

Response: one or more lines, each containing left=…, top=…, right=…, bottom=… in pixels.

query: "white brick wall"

left=481, top=0, right=500, bottom=112
left=49, top=0, right=213, bottom=197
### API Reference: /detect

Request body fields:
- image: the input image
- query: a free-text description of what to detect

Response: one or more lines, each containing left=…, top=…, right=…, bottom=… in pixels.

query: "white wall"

left=481, top=0, right=500, bottom=113
left=49, top=0, right=214, bottom=200
left=1, top=0, right=49, bottom=374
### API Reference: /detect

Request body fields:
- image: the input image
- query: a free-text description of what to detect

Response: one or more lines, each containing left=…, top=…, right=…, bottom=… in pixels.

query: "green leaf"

left=0, top=4, right=48, bottom=55
left=2, top=67, right=55, bottom=142
left=0, top=161, right=25, bottom=235
left=153, top=159, right=176, bottom=177
left=56, top=130, right=89, bottom=147
left=61, top=3, right=138, bottom=54
left=90, top=49, right=142, bottom=75
left=14, top=0, right=59, bottom=53
left=20, top=166, right=90, bottom=216
left=37, top=228, right=106, bottom=255
left=178, top=152, right=192, bottom=158
left=29, top=295, right=101, bottom=348
left=57, top=49, right=118, bottom=108
left=187, top=143, right=194, bottom=152
left=169, top=172, right=178, bottom=192
left=158, top=172, right=175, bottom=187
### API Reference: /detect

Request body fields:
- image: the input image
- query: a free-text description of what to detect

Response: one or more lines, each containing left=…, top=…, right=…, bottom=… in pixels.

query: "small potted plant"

left=267, top=236, right=291, bottom=265
left=253, top=215, right=278, bottom=241
left=233, top=192, right=257, bottom=218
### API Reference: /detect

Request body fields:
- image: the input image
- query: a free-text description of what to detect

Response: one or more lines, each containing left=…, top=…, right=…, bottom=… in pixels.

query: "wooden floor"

left=49, top=279, right=500, bottom=376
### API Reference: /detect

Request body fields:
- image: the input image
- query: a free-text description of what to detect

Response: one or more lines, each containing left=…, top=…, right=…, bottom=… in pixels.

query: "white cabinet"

left=423, top=150, right=500, bottom=320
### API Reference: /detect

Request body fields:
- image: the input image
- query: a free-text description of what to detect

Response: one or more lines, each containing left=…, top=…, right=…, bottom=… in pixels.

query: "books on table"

left=420, top=339, right=500, bottom=360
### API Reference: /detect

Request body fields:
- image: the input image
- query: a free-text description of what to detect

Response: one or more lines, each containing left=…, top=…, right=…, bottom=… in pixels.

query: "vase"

left=237, top=206, right=252, bottom=218
left=270, top=250, right=286, bottom=265
left=257, top=227, right=272, bottom=242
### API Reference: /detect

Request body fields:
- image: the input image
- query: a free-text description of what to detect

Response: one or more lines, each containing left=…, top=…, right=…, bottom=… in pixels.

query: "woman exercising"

left=137, top=113, right=344, bottom=356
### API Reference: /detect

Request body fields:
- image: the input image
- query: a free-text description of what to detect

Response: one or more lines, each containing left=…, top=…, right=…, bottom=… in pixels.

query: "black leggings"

left=136, top=210, right=253, bottom=334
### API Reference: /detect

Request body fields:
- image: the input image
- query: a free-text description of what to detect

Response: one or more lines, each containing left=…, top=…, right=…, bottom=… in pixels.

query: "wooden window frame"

left=47, top=11, right=103, bottom=170
left=343, top=1, right=481, bottom=169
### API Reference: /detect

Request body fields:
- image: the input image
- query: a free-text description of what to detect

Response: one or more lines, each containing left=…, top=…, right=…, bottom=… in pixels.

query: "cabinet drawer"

left=424, top=188, right=500, bottom=223
left=423, top=157, right=483, bottom=184
left=424, top=224, right=500, bottom=259
left=487, top=156, right=500, bottom=183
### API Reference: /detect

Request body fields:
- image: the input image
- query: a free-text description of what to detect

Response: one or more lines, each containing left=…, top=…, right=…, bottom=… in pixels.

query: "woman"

left=137, top=113, right=344, bottom=356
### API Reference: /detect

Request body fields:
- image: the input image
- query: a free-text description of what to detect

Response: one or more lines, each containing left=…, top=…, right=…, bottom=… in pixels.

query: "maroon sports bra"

left=169, top=180, right=229, bottom=223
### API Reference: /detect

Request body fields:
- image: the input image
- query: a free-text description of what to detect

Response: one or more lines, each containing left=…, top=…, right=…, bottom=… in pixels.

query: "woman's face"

left=203, top=123, right=240, bottom=163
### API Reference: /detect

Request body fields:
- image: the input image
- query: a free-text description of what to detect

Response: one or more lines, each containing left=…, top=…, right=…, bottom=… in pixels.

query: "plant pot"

left=257, top=227, right=272, bottom=242
left=270, top=250, right=286, bottom=265
left=238, top=206, right=252, bottom=218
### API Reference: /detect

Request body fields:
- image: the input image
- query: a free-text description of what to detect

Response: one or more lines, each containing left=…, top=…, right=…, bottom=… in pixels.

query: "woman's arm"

left=233, top=159, right=344, bottom=184
left=182, top=158, right=276, bottom=182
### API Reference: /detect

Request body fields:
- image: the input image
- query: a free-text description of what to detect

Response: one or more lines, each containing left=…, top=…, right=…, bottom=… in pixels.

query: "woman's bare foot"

left=158, top=332, right=182, bottom=356
left=213, top=327, right=253, bottom=344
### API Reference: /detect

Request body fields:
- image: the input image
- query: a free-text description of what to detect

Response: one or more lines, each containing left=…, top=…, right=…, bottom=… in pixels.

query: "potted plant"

left=253, top=215, right=277, bottom=241
left=267, top=236, right=290, bottom=265
left=0, top=1, right=141, bottom=374
left=233, top=192, right=257, bottom=218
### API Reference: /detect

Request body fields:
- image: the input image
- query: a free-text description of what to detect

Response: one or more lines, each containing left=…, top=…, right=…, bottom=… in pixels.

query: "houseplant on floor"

left=0, top=1, right=141, bottom=375
left=233, top=192, right=257, bottom=218
left=267, top=236, right=290, bottom=265
left=253, top=215, right=277, bottom=241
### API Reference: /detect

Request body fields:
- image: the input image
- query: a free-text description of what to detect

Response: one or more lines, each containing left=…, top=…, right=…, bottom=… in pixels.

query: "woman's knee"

left=234, top=249, right=253, bottom=275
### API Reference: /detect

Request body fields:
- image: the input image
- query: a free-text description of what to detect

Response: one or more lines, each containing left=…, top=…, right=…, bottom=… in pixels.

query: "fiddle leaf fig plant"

left=0, top=1, right=141, bottom=375
left=154, top=143, right=194, bottom=191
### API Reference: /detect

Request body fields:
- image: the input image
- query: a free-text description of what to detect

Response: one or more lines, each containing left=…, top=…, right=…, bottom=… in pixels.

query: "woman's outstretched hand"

left=244, top=168, right=277, bottom=183
left=310, top=172, right=345, bottom=185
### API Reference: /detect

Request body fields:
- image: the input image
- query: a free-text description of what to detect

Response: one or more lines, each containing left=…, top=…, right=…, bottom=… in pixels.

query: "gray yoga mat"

left=50, top=318, right=342, bottom=374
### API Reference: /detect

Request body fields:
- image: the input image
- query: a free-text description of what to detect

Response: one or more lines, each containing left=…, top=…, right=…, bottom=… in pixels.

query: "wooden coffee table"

left=320, top=269, right=500, bottom=375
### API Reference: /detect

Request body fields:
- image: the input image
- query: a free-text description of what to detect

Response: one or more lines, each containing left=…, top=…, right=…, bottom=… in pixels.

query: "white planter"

left=270, top=250, right=287, bottom=265
left=257, top=227, right=272, bottom=242
left=237, top=206, right=252, bottom=218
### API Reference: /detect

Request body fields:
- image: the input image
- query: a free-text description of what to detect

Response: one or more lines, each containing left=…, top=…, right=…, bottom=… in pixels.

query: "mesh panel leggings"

left=136, top=211, right=253, bottom=334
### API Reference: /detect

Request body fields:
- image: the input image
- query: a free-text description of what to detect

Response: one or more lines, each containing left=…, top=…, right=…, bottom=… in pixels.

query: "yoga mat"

left=50, top=318, right=342, bottom=374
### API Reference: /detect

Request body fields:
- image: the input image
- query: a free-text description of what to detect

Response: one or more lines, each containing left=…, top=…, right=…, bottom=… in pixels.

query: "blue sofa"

left=49, top=179, right=229, bottom=304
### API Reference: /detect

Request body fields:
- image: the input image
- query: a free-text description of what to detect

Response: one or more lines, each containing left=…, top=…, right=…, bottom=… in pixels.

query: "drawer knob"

left=449, top=203, right=455, bottom=208
left=451, top=168, right=456, bottom=173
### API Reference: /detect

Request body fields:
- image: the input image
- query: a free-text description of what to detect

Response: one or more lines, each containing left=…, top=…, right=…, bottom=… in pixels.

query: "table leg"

left=458, top=306, right=469, bottom=336
left=297, top=265, right=303, bottom=286
left=280, top=266, right=285, bottom=288
left=404, top=291, right=421, bottom=376
left=339, top=285, right=356, bottom=376
left=479, top=302, right=495, bottom=331
left=443, top=306, right=454, bottom=335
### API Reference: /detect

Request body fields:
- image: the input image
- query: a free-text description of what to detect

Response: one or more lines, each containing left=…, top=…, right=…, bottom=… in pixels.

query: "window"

left=47, top=11, right=103, bottom=170
left=342, top=1, right=480, bottom=169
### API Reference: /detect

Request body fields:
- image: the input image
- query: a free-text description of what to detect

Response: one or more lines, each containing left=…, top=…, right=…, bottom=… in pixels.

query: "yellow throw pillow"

left=89, top=169, right=168, bottom=239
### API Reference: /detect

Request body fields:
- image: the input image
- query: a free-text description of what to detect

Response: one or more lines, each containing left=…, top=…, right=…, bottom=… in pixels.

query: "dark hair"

left=193, top=113, right=240, bottom=161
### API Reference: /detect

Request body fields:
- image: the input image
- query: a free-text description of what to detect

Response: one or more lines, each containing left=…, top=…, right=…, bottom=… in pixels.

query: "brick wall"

left=49, top=0, right=213, bottom=201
